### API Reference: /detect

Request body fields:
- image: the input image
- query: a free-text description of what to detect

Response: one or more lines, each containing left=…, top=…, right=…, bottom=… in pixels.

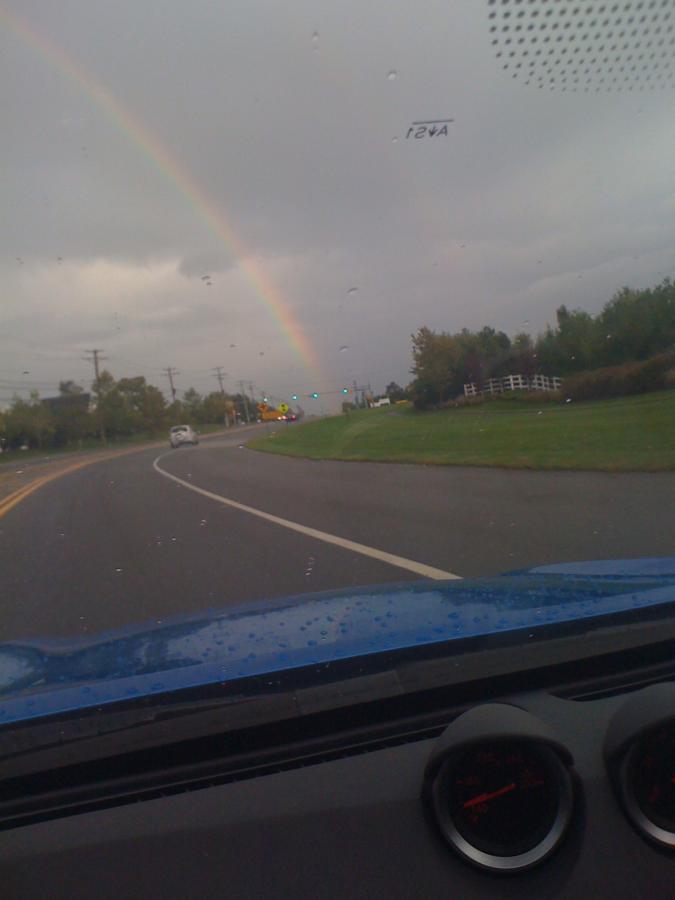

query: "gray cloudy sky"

left=2, top=0, right=674, bottom=410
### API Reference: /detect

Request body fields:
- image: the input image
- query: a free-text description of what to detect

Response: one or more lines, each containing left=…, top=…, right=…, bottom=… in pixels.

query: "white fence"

left=463, top=374, right=561, bottom=397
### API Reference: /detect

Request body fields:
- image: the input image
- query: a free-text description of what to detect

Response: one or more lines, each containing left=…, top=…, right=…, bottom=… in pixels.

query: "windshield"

left=0, top=1, right=673, bottom=689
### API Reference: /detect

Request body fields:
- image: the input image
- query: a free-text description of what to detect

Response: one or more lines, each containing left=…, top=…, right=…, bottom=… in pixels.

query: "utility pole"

left=83, top=348, right=107, bottom=384
left=83, top=349, right=108, bottom=443
left=212, top=367, right=227, bottom=394
left=237, top=379, right=250, bottom=424
left=212, top=367, right=229, bottom=427
left=163, top=367, right=179, bottom=403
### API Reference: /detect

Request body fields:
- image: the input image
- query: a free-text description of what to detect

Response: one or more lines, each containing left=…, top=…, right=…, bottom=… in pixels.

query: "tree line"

left=0, top=372, right=260, bottom=451
left=408, top=278, right=675, bottom=409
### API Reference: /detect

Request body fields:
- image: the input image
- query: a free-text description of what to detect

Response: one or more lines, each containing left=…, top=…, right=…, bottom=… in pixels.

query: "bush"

left=562, top=353, right=675, bottom=402
left=443, top=395, right=485, bottom=409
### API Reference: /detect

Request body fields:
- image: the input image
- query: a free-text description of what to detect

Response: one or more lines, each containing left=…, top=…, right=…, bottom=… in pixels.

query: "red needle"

left=463, top=782, right=517, bottom=809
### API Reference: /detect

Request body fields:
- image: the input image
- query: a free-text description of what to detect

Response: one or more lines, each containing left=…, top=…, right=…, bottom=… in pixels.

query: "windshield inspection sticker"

left=406, top=118, right=453, bottom=139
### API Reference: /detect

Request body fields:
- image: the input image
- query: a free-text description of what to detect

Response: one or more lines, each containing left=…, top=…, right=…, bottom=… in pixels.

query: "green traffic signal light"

left=311, top=392, right=319, bottom=399
left=291, top=394, right=298, bottom=400
left=342, top=388, right=348, bottom=394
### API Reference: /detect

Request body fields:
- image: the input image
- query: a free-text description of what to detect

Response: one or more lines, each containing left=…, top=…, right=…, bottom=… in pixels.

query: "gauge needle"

left=463, top=782, right=517, bottom=809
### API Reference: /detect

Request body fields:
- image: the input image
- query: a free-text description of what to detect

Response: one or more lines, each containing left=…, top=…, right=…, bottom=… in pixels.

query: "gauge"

left=429, top=739, right=574, bottom=872
left=618, top=720, right=675, bottom=849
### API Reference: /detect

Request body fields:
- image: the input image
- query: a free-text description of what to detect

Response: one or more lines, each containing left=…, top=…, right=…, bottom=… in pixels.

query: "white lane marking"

left=152, top=454, right=461, bottom=581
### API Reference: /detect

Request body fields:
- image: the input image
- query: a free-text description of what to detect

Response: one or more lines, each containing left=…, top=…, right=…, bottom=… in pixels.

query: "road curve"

left=1, top=432, right=673, bottom=641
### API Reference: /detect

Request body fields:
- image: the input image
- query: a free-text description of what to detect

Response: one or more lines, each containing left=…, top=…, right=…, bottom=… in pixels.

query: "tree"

left=93, top=371, right=135, bottom=439
left=594, top=281, right=675, bottom=366
left=4, top=392, right=55, bottom=449
left=409, top=325, right=512, bottom=408
left=182, top=387, right=203, bottom=423
left=139, top=385, right=168, bottom=433
left=59, top=380, right=84, bottom=396
left=511, top=332, right=537, bottom=379
left=385, top=381, right=406, bottom=401
left=409, top=326, right=464, bottom=407
left=49, top=381, right=91, bottom=446
left=200, top=391, right=228, bottom=424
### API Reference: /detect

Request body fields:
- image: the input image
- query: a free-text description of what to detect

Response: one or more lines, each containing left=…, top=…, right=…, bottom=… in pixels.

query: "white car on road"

left=169, top=425, right=199, bottom=448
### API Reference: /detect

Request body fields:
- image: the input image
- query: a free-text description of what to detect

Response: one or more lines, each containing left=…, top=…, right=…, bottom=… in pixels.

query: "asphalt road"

left=1, top=430, right=674, bottom=641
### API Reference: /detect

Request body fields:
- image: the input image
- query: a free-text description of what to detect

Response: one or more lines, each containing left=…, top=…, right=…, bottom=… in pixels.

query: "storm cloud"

left=2, top=0, right=674, bottom=407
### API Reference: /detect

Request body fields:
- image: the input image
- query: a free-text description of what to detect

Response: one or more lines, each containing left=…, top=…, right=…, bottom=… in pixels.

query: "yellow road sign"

left=278, top=403, right=289, bottom=414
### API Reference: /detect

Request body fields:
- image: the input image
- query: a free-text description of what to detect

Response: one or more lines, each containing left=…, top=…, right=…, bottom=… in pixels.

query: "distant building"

left=42, top=393, right=91, bottom=413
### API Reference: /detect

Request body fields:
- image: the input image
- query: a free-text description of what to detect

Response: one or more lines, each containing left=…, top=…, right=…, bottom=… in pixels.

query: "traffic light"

left=291, top=394, right=298, bottom=400
left=341, top=388, right=349, bottom=394
left=310, top=392, right=319, bottom=399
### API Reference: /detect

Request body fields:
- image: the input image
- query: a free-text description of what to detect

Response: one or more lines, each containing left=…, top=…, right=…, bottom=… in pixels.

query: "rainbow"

left=1, top=5, right=322, bottom=381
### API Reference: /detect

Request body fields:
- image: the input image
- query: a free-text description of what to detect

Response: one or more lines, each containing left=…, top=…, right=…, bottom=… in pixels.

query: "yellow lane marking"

left=0, top=426, right=259, bottom=520
left=152, top=453, right=462, bottom=581
left=0, top=446, right=163, bottom=519
left=0, top=465, right=84, bottom=517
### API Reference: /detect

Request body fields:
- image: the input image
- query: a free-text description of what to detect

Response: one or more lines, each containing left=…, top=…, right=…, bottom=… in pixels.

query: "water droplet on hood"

left=387, top=70, right=397, bottom=80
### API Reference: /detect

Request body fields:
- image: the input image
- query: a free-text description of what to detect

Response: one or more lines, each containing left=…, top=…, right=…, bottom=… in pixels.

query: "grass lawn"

left=248, top=392, right=675, bottom=471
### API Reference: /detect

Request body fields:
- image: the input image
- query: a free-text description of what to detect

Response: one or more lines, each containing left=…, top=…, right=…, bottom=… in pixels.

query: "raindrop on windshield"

left=311, top=30, right=319, bottom=50
left=115, top=567, right=123, bottom=573
left=347, top=287, right=358, bottom=295
left=392, top=136, right=398, bottom=143
left=387, top=70, right=397, bottom=80
left=339, top=345, right=349, bottom=352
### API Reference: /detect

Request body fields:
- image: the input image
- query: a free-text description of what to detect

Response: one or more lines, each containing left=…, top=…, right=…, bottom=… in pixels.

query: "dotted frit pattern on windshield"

left=488, top=0, right=675, bottom=91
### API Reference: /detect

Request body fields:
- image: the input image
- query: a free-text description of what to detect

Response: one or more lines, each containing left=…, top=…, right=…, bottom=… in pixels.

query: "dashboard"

left=0, top=676, right=672, bottom=898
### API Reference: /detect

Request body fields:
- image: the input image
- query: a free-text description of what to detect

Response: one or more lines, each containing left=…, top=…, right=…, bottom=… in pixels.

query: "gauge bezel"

left=429, top=739, right=574, bottom=873
left=617, top=730, right=675, bottom=850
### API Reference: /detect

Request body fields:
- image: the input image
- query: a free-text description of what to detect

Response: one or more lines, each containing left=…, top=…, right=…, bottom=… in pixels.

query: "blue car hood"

left=0, top=557, right=674, bottom=726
